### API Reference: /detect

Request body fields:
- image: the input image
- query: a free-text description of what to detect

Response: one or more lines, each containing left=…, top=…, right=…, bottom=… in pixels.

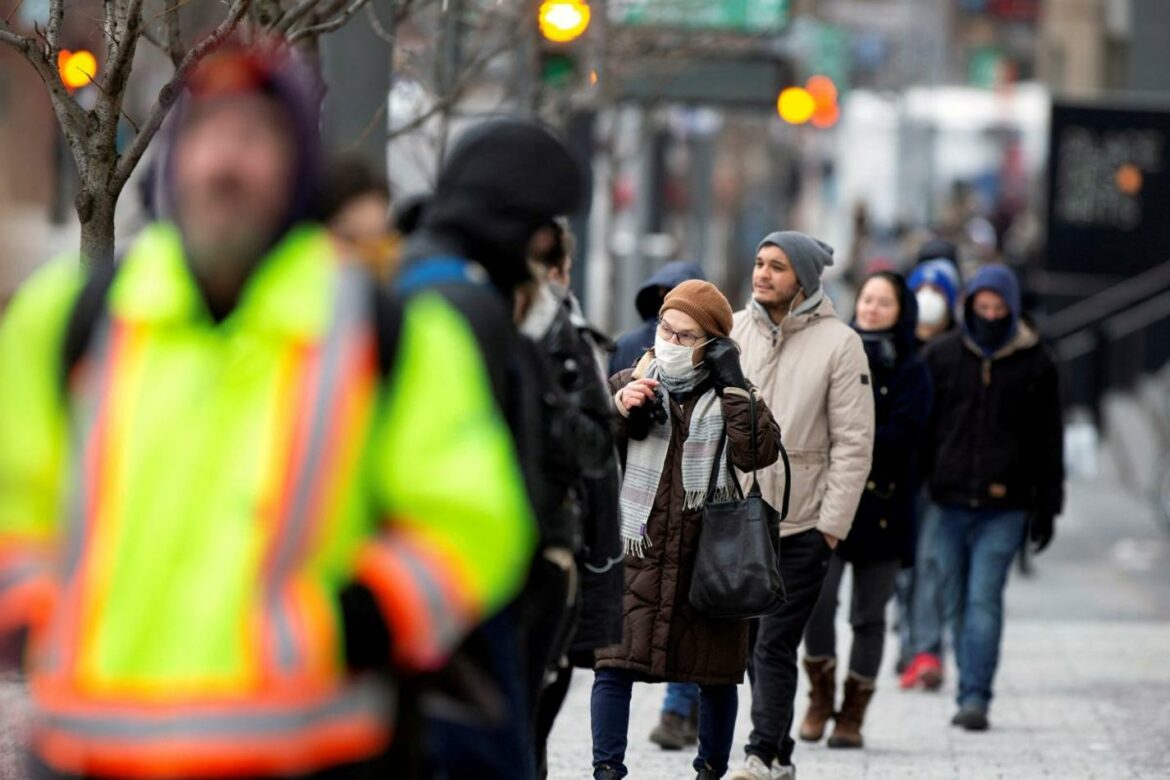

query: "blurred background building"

left=2, top=0, right=1170, bottom=436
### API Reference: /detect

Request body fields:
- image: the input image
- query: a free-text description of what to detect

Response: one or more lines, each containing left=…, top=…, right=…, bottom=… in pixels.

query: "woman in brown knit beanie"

left=591, top=278, right=782, bottom=780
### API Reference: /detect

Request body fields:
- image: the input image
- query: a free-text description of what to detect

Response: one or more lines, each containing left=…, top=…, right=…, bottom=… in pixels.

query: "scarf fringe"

left=684, top=486, right=738, bottom=510
left=624, top=535, right=652, bottom=559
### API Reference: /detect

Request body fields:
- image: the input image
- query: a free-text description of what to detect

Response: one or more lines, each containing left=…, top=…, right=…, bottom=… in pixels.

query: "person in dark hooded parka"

left=394, top=120, right=596, bottom=779
left=798, top=272, right=933, bottom=751
left=610, top=261, right=707, bottom=375
left=918, top=263, right=1064, bottom=732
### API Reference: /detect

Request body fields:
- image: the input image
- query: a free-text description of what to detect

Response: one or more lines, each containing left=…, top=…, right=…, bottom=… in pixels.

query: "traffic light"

left=777, top=75, right=840, bottom=128
left=777, top=87, right=815, bottom=125
left=538, top=1, right=592, bottom=89
left=539, top=1, right=591, bottom=44
left=57, top=49, right=98, bottom=91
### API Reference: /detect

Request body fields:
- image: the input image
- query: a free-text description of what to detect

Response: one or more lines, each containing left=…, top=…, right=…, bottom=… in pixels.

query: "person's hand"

left=822, top=532, right=839, bottom=550
left=703, top=338, right=748, bottom=391
left=1029, top=512, right=1055, bottom=553
left=616, top=377, right=660, bottom=413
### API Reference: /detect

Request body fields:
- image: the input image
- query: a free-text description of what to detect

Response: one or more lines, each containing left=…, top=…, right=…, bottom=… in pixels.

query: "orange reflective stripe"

left=0, top=573, right=55, bottom=634
left=33, top=681, right=393, bottom=779
left=47, top=318, right=130, bottom=681
left=260, top=268, right=377, bottom=681
left=355, top=533, right=477, bottom=670
left=36, top=718, right=389, bottom=779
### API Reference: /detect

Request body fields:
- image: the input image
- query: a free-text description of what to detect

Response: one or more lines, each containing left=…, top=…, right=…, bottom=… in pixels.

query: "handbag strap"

left=705, top=425, right=744, bottom=502
left=745, top=391, right=791, bottom=521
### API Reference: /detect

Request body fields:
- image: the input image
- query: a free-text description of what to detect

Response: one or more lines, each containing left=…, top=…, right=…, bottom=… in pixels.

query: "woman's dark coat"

left=838, top=275, right=933, bottom=567
left=595, top=358, right=781, bottom=685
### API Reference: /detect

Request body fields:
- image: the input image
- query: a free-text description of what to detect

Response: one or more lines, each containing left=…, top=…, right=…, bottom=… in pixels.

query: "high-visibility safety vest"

left=0, top=223, right=536, bottom=777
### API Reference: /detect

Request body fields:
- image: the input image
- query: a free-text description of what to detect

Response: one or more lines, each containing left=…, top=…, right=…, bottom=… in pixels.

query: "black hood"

left=412, top=120, right=589, bottom=292
left=854, top=271, right=918, bottom=365
left=633, top=261, right=707, bottom=321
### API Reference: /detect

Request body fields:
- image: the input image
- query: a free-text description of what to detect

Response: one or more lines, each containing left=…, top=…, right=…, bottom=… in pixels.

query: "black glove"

left=1029, top=512, right=1055, bottom=554
left=339, top=582, right=392, bottom=672
left=703, top=337, right=748, bottom=391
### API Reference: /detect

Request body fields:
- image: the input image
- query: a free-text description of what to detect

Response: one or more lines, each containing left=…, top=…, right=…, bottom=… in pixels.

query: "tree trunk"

left=76, top=185, right=119, bottom=269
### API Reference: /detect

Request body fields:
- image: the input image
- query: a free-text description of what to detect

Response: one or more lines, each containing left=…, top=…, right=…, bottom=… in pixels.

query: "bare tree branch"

left=275, top=0, right=321, bottom=34
left=163, top=0, right=183, bottom=67
left=47, top=0, right=63, bottom=53
left=104, top=0, right=146, bottom=97
left=5, top=0, right=26, bottom=25
left=114, top=0, right=256, bottom=189
left=288, top=0, right=372, bottom=44
left=0, top=20, right=32, bottom=49
left=387, top=33, right=513, bottom=142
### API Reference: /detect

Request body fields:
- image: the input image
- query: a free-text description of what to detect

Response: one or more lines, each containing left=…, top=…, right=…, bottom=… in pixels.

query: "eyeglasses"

left=657, top=319, right=707, bottom=348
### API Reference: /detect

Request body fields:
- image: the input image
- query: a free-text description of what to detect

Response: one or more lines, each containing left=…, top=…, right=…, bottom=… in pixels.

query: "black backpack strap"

left=61, top=263, right=118, bottom=387
left=370, top=282, right=405, bottom=380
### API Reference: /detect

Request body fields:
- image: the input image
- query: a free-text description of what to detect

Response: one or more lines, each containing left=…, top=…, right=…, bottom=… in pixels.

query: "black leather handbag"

left=688, top=394, right=791, bottom=620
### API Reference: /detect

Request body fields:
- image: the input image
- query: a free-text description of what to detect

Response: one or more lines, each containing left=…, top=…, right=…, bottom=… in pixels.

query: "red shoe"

left=899, top=652, right=943, bottom=690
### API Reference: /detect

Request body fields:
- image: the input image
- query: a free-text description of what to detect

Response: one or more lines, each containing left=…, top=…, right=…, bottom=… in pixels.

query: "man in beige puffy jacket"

left=727, top=231, right=875, bottom=780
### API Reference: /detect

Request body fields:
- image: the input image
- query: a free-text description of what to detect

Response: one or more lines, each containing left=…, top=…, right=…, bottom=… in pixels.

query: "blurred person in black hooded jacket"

left=519, top=220, right=624, bottom=779
left=393, top=119, right=593, bottom=779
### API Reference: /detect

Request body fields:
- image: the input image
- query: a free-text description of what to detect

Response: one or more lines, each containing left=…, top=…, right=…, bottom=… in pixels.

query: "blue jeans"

left=591, top=669, right=738, bottom=777
left=936, top=507, right=1027, bottom=710
left=662, top=682, right=699, bottom=718
left=908, top=502, right=946, bottom=657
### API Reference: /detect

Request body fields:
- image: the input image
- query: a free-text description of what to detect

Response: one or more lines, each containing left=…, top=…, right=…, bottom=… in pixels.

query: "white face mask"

left=654, top=334, right=700, bottom=379
left=916, top=288, right=949, bottom=327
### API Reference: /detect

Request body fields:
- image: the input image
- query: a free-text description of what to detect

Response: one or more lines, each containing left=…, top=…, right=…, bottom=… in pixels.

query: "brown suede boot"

left=828, top=673, right=876, bottom=749
left=798, top=656, right=837, bottom=742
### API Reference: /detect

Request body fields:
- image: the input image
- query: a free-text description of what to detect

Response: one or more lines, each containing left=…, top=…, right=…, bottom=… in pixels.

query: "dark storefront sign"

left=1047, top=100, right=1170, bottom=277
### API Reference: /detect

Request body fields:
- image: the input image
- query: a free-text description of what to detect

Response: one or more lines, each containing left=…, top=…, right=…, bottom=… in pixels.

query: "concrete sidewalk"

left=546, top=475, right=1170, bottom=779
left=2, top=476, right=1166, bottom=778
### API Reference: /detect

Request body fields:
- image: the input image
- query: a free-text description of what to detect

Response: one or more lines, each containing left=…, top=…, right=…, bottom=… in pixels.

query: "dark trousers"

left=803, top=554, right=901, bottom=679
left=534, top=664, right=574, bottom=779
left=591, top=669, right=738, bottom=777
left=745, top=528, right=832, bottom=768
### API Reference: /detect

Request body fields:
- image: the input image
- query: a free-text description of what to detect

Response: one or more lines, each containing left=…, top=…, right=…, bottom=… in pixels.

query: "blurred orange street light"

left=58, top=49, right=98, bottom=90
left=539, top=1, right=592, bottom=43
left=811, top=102, right=841, bottom=129
left=778, top=87, right=816, bottom=125
left=806, top=75, right=838, bottom=105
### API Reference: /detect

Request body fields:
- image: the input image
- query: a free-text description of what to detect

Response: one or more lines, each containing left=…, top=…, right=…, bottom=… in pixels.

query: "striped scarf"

left=619, top=364, right=735, bottom=557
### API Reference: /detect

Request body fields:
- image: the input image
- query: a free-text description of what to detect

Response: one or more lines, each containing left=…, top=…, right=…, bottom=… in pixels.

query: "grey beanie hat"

left=757, top=231, right=835, bottom=295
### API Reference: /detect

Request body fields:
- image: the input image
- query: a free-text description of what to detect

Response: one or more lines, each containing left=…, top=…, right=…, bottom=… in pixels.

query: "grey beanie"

left=757, top=231, right=835, bottom=295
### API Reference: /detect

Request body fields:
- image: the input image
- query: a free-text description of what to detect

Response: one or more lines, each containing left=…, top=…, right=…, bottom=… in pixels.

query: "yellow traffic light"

left=58, top=49, right=98, bottom=90
left=539, top=1, right=592, bottom=44
left=777, top=87, right=815, bottom=125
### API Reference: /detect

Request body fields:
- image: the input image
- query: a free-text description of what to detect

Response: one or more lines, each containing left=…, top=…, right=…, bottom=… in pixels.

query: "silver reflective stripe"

left=63, top=317, right=113, bottom=582
left=44, top=677, right=396, bottom=741
left=0, top=561, right=46, bottom=592
left=272, top=597, right=300, bottom=671
left=392, top=545, right=465, bottom=654
left=267, top=266, right=371, bottom=672
left=44, top=318, right=115, bottom=674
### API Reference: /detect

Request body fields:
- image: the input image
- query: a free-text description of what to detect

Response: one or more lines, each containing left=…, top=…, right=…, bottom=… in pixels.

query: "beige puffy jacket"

left=731, top=294, right=875, bottom=541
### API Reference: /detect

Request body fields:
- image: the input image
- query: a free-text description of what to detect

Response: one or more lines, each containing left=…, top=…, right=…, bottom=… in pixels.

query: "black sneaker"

left=595, top=765, right=623, bottom=780
left=951, top=705, right=990, bottom=731
left=696, top=763, right=719, bottom=780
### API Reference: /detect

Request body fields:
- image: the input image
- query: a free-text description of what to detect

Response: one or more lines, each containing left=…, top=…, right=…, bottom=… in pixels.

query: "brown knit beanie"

left=660, top=279, right=733, bottom=338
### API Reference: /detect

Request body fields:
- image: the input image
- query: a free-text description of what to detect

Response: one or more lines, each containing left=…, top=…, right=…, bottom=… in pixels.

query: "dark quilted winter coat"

left=595, top=355, right=781, bottom=685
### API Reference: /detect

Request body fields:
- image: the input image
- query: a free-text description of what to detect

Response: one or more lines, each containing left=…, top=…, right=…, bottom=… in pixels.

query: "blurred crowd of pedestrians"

left=0, top=38, right=1065, bottom=780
